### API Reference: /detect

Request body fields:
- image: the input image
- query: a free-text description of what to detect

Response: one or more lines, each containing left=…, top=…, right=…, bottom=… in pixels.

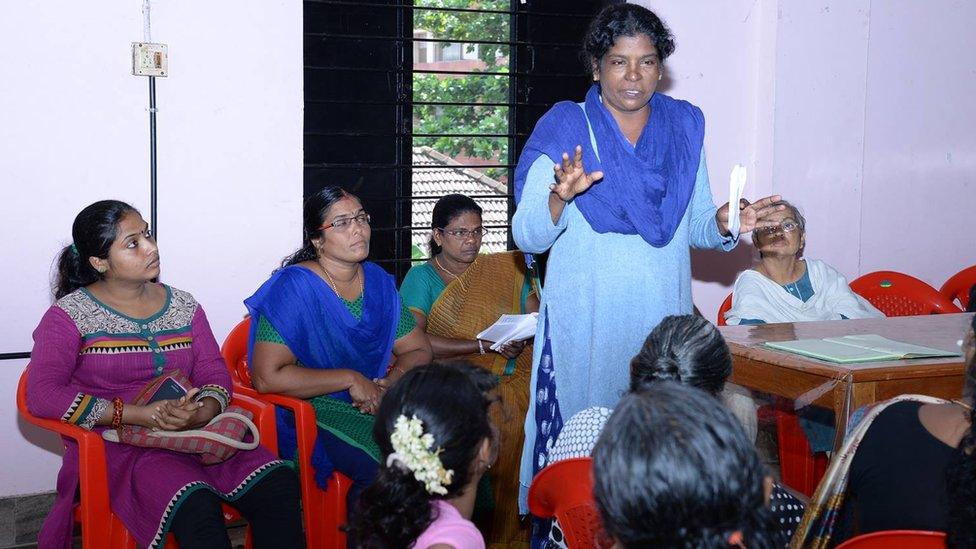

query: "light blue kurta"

left=513, top=107, right=735, bottom=508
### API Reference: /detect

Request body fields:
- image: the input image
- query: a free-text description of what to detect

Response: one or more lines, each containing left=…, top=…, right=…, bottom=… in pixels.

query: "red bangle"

left=111, top=397, right=124, bottom=430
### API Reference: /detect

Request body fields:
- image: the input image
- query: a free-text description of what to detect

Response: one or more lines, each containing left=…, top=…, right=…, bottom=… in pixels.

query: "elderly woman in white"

left=723, top=201, right=884, bottom=452
left=725, top=201, right=883, bottom=325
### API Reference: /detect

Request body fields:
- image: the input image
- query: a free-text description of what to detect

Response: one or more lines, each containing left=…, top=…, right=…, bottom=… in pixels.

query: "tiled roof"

left=411, top=146, right=509, bottom=256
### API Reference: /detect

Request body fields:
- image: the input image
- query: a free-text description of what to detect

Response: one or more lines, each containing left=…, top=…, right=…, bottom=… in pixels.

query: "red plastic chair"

left=17, top=364, right=277, bottom=548
left=940, top=265, right=976, bottom=310
left=528, top=457, right=612, bottom=549
left=716, top=293, right=826, bottom=496
left=835, top=529, right=947, bottom=548
left=773, top=399, right=828, bottom=497
left=850, top=271, right=961, bottom=316
left=220, top=317, right=351, bottom=549
left=716, top=292, right=733, bottom=326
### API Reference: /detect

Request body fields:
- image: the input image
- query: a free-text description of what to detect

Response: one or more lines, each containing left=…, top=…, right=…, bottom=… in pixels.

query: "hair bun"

left=653, top=354, right=683, bottom=381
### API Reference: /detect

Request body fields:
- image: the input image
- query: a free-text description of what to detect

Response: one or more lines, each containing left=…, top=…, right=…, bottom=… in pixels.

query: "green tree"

left=413, top=1, right=510, bottom=179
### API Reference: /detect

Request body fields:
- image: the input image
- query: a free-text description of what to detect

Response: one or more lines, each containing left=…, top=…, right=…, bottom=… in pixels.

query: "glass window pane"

left=411, top=1, right=512, bottom=253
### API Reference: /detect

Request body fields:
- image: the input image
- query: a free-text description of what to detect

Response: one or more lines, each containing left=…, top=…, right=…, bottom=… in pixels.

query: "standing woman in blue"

left=512, top=4, right=783, bottom=511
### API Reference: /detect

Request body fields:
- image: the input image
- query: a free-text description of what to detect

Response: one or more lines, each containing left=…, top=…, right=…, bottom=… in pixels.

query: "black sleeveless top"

left=834, top=400, right=960, bottom=543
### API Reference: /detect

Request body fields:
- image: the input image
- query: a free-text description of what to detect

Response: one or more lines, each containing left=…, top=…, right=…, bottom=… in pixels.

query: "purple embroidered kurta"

left=27, top=285, right=284, bottom=549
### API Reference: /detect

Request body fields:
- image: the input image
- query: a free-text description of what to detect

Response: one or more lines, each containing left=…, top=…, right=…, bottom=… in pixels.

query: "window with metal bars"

left=304, top=0, right=610, bottom=282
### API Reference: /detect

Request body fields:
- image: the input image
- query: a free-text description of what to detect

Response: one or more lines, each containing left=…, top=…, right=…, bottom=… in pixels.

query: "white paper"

left=728, top=164, right=747, bottom=238
left=476, top=313, right=539, bottom=351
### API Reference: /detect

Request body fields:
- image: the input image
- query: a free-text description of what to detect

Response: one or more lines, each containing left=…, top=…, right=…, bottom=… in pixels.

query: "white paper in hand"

left=728, top=164, right=747, bottom=239
left=476, top=313, right=539, bottom=351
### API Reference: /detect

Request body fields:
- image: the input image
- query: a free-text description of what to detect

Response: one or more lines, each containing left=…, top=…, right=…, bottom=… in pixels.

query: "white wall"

left=635, top=0, right=976, bottom=320
left=0, top=1, right=302, bottom=497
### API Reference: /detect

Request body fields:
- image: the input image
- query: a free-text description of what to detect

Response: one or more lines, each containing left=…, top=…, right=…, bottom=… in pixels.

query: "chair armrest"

left=230, top=393, right=278, bottom=454
left=238, top=391, right=317, bottom=464
left=17, top=399, right=112, bottom=541
left=235, top=385, right=325, bottom=544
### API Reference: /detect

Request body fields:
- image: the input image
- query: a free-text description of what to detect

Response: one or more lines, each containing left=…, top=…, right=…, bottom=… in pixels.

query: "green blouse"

left=399, top=260, right=533, bottom=376
left=398, top=262, right=446, bottom=317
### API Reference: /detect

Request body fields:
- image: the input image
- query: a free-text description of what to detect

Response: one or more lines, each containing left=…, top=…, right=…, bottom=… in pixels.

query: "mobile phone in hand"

left=147, top=376, right=188, bottom=403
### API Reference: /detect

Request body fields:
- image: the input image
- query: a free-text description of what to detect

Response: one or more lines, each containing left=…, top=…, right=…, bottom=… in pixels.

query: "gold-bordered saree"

left=791, top=394, right=950, bottom=548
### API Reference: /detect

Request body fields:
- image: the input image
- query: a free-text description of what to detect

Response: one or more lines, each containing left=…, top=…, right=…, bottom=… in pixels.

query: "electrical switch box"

left=132, top=42, right=168, bottom=77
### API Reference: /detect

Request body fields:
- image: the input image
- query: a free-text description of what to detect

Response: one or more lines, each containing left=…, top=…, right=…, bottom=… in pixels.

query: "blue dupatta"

left=513, top=84, right=705, bottom=248
left=243, top=262, right=400, bottom=485
left=244, top=262, right=399, bottom=397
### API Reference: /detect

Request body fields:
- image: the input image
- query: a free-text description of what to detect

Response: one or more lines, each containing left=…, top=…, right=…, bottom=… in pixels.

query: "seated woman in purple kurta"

left=27, top=200, right=303, bottom=549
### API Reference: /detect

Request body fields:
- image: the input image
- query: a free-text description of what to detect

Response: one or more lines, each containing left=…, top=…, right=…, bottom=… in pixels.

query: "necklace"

left=320, top=263, right=363, bottom=299
left=433, top=255, right=460, bottom=279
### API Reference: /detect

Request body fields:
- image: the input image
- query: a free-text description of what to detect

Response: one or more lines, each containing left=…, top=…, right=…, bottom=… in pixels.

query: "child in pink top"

left=413, top=500, right=485, bottom=549
left=347, top=362, right=497, bottom=549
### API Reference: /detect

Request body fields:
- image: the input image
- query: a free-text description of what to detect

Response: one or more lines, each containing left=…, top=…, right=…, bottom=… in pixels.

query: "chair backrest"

left=528, top=457, right=611, bottom=549
left=940, top=264, right=976, bottom=310
left=835, top=529, right=947, bottom=548
left=16, top=365, right=63, bottom=434
left=717, top=293, right=733, bottom=326
left=850, top=271, right=961, bottom=317
left=220, top=317, right=254, bottom=387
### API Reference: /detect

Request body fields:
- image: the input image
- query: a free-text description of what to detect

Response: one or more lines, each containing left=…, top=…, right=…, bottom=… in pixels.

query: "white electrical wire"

left=142, top=0, right=152, bottom=42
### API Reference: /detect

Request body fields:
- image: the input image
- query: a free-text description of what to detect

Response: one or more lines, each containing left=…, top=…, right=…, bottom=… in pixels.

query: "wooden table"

left=719, top=313, right=973, bottom=450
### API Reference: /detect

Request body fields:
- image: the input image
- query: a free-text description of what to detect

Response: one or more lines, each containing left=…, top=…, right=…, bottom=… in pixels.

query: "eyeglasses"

left=756, top=220, right=800, bottom=236
left=436, top=227, right=489, bottom=240
left=321, top=212, right=371, bottom=232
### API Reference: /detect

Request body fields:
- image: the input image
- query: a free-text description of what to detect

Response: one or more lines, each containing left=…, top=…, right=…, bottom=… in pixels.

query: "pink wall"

left=859, top=1, right=976, bottom=285
left=635, top=0, right=975, bottom=320
left=633, top=0, right=771, bottom=320
left=0, top=1, right=303, bottom=497
left=769, top=1, right=872, bottom=278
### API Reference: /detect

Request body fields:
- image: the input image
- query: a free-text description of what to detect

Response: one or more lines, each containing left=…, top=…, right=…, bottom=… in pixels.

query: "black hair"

left=346, top=362, right=498, bottom=548
left=630, top=315, right=732, bottom=396
left=966, top=283, right=976, bottom=313
left=54, top=200, right=139, bottom=299
left=946, top=315, right=976, bottom=548
left=428, top=194, right=483, bottom=256
left=280, top=185, right=356, bottom=268
left=582, top=3, right=676, bottom=71
left=593, top=382, right=782, bottom=548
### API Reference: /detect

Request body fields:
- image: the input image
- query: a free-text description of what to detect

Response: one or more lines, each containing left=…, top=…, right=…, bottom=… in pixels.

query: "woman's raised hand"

left=716, top=195, right=785, bottom=236
left=550, top=145, right=604, bottom=202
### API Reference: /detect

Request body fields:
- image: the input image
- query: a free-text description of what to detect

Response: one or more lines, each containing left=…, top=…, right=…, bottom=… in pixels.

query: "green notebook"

left=763, top=334, right=962, bottom=364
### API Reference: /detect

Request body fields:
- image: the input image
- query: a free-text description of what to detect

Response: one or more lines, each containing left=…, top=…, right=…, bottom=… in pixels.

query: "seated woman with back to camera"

left=545, top=315, right=804, bottom=546
left=593, top=382, right=785, bottom=548
left=724, top=200, right=883, bottom=326
left=794, top=314, right=976, bottom=547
